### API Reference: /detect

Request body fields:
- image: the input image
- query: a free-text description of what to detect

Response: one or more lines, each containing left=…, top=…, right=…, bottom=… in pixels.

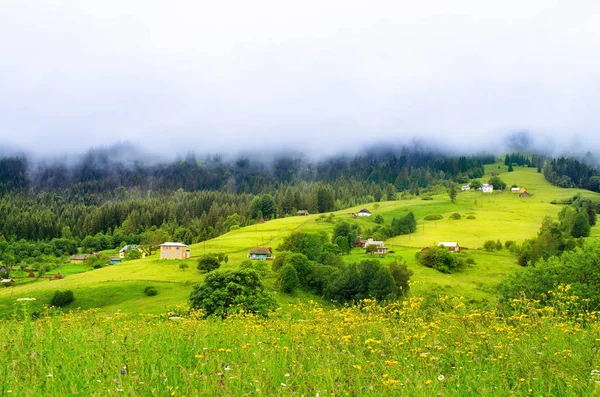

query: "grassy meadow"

left=2, top=164, right=600, bottom=395
left=1, top=165, right=599, bottom=315
left=4, top=291, right=600, bottom=396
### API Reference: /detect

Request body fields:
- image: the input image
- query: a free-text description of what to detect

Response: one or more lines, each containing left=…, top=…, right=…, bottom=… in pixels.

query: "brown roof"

left=70, top=254, right=87, bottom=261
left=249, top=247, right=272, bottom=255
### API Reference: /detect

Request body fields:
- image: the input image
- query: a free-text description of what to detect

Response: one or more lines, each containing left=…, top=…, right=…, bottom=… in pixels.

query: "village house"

left=296, top=210, right=309, bottom=216
left=363, top=238, right=387, bottom=255
left=248, top=247, right=273, bottom=260
left=481, top=184, right=493, bottom=193
left=353, top=236, right=367, bottom=248
left=159, top=242, right=191, bottom=260
left=1, top=279, right=15, bottom=287
left=461, top=185, right=471, bottom=191
left=438, top=242, right=461, bottom=252
left=70, top=254, right=88, bottom=264
left=119, top=244, right=148, bottom=259
left=356, top=209, right=372, bottom=217
left=520, top=191, right=532, bottom=198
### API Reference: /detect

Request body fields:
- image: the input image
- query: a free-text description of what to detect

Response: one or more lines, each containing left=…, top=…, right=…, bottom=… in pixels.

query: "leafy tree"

left=239, top=259, right=269, bottom=277
left=388, top=259, right=413, bottom=296
left=126, top=249, right=142, bottom=260
left=197, top=254, right=221, bottom=273
left=365, top=244, right=378, bottom=255
left=417, top=246, right=461, bottom=274
left=278, top=231, right=326, bottom=261
left=332, top=221, right=357, bottom=252
left=260, top=194, right=277, bottom=219
left=334, top=236, right=350, bottom=255
left=488, top=176, right=507, bottom=190
left=448, top=183, right=458, bottom=202
left=470, top=180, right=482, bottom=190
left=482, top=240, right=496, bottom=252
left=326, top=260, right=397, bottom=302
left=374, top=214, right=384, bottom=224
left=586, top=200, right=597, bottom=226
left=188, top=269, right=278, bottom=317
left=496, top=240, right=503, bottom=250
left=278, top=264, right=299, bottom=293
left=271, top=251, right=292, bottom=272
left=500, top=242, right=600, bottom=309
left=571, top=212, right=591, bottom=238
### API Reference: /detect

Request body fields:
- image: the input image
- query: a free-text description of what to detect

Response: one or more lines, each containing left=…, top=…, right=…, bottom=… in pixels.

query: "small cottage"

left=520, top=191, right=532, bottom=198
left=461, top=185, right=471, bottom=191
left=356, top=209, right=372, bottom=217
left=481, top=184, right=493, bottom=193
left=296, top=210, right=309, bottom=216
left=363, top=238, right=387, bottom=255
left=159, top=242, right=191, bottom=260
left=248, top=247, right=273, bottom=260
left=438, top=242, right=461, bottom=252
left=70, top=254, right=88, bottom=264
left=1, top=279, right=15, bottom=287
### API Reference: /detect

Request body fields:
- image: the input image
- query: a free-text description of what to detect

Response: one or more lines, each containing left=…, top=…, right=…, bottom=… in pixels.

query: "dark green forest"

left=0, top=148, right=494, bottom=264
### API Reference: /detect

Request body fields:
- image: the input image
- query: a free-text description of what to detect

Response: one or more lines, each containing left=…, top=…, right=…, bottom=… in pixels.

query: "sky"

left=1, top=0, right=600, bottom=157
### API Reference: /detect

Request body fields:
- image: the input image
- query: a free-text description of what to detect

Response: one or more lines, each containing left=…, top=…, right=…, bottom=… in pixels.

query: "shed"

left=438, top=242, right=461, bottom=252
left=1, top=279, right=15, bottom=287
left=520, top=191, right=532, bottom=198
left=296, top=210, right=309, bottom=216
left=70, top=254, right=88, bottom=264
left=356, top=209, right=372, bottom=217
left=248, top=247, right=273, bottom=260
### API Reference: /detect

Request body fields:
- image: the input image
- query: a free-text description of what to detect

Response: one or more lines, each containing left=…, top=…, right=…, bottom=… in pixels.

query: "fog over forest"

left=1, top=1, right=600, bottom=158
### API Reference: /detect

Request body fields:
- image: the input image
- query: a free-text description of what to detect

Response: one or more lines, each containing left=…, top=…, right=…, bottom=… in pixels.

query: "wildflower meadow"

left=3, top=286, right=600, bottom=396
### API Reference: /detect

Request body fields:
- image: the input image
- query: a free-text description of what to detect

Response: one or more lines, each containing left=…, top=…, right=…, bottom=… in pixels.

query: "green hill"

left=2, top=166, right=599, bottom=316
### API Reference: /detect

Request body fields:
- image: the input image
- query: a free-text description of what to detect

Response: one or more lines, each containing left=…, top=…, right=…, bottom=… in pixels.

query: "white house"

left=119, top=244, right=148, bottom=259
left=481, top=184, right=493, bottom=193
left=356, top=208, right=372, bottom=217
left=461, top=185, right=471, bottom=191
left=364, top=238, right=387, bottom=255
left=438, top=242, right=461, bottom=252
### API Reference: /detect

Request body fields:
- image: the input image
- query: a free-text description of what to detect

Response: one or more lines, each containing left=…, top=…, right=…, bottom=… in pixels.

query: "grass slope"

left=1, top=165, right=598, bottom=315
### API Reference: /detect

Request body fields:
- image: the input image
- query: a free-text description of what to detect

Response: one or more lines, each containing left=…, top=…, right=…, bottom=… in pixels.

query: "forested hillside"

left=0, top=148, right=493, bottom=253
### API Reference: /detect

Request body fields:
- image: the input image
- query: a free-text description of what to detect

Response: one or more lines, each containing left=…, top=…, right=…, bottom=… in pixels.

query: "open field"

left=3, top=293, right=600, bottom=396
left=1, top=166, right=599, bottom=316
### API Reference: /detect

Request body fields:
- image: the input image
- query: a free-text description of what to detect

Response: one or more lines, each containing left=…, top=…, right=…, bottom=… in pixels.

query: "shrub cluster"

left=50, top=290, right=74, bottom=307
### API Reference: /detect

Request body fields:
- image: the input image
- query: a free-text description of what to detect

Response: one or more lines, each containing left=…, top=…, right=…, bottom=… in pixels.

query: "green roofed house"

left=248, top=247, right=273, bottom=260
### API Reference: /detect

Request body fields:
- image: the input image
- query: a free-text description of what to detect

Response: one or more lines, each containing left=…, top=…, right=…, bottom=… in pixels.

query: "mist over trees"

left=0, top=147, right=494, bottom=254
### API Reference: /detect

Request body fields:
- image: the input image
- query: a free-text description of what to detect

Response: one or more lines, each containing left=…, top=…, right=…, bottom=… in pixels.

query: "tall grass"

left=2, top=288, right=599, bottom=396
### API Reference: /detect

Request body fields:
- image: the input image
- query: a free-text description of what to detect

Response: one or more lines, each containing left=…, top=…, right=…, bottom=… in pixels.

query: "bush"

left=144, top=286, right=158, bottom=296
left=197, top=254, right=221, bottom=273
left=483, top=240, right=497, bottom=252
left=188, top=269, right=278, bottom=317
left=374, top=214, right=384, bottom=224
left=239, top=259, right=269, bottom=277
left=449, top=213, right=461, bottom=220
left=495, top=240, right=503, bottom=250
left=50, top=290, right=74, bottom=307
left=466, top=215, right=476, bottom=219
left=126, top=249, right=142, bottom=260
left=179, top=263, right=189, bottom=271
left=424, top=215, right=443, bottom=221
left=278, top=264, right=299, bottom=294
left=417, top=247, right=462, bottom=274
